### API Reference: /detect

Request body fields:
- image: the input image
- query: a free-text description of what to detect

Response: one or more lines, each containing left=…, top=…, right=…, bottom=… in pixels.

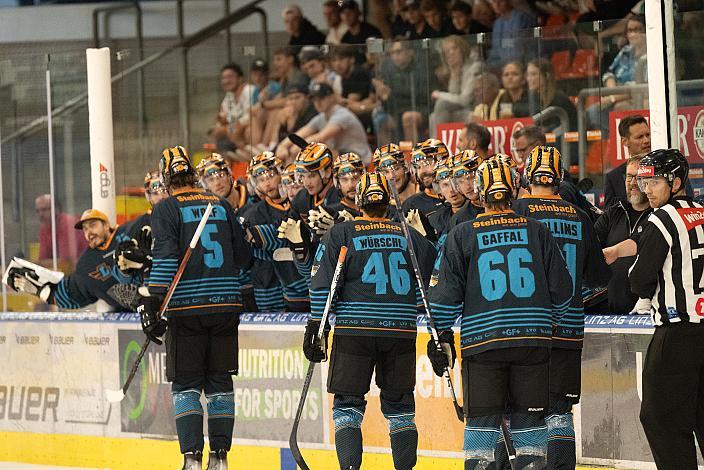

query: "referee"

left=629, top=149, right=704, bottom=469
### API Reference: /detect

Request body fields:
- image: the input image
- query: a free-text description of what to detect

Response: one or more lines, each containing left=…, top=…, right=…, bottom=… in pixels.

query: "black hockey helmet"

left=637, top=148, right=689, bottom=188
left=160, top=146, right=195, bottom=188
left=356, top=171, right=390, bottom=209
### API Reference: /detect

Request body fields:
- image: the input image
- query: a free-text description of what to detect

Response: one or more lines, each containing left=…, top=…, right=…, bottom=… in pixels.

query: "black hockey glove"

left=114, top=239, right=152, bottom=274
left=303, top=319, right=329, bottom=363
left=136, top=294, right=167, bottom=345
left=427, top=330, right=456, bottom=377
left=7, top=267, right=56, bottom=302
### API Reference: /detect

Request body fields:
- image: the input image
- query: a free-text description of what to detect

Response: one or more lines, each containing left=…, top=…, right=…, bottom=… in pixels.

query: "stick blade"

left=287, top=133, right=309, bottom=149
left=105, top=388, right=125, bottom=403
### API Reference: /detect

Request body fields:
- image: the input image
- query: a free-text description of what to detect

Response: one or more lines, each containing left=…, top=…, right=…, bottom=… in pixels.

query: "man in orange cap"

left=7, top=208, right=141, bottom=311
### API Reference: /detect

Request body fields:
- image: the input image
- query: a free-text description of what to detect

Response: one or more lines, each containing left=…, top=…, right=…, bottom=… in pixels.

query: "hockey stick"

left=288, top=133, right=309, bottom=149
left=106, top=203, right=214, bottom=403
left=289, top=246, right=348, bottom=470
left=387, top=175, right=464, bottom=422
left=500, top=415, right=517, bottom=470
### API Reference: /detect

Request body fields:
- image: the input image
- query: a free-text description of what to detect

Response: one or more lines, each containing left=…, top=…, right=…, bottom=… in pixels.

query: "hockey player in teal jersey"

left=428, top=157, right=573, bottom=470
left=138, top=146, right=252, bottom=470
left=307, top=172, right=436, bottom=470
left=428, top=163, right=468, bottom=238
left=512, top=146, right=609, bottom=470
left=402, top=138, right=448, bottom=218
left=448, top=150, right=485, bottom=228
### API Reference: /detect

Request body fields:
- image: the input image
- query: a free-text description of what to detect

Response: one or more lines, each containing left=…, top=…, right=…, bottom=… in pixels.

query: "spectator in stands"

left=429, top=35, right=482, bottom=135
left=391, top=0, right=413, bottom=38
left=298, top=46, right=343, bottom=96
left=213, top=63, right=255, bottom=157
left=330, top=47, right=376, bottom=127
left=249, top=59, right=282, bottom=150
left=275, top=84, right=320, bottom=161
left=594, top=153, right=651, bottom=314
left=283, top=4, right=326, bottom=47
left=278, top=83, right=373, bottom=163
left=323, top=0, right=348, bottom=45
left=485, top=0, right=537, bottom=70
left=273, top=47, right=308, bottom=92
left=603, top=114, right=650, bottom=208
left=458, top=122, right=491, bottom=158
left=373, top=39, right=436, bottom=142
left=472, top=0, right=495, bottom=31
left=471, top=72, right=505, bottom=121
left=449, top=0, right=491, bottom=35
left=340, top=0, right=382, bottom=44
left=526, top=58, right=577, bottom=131
left=35, top=195, right=87, bottom=271
left=404, top=0, right=429, bottom=40
left=418, top=0, right=452, bottom=38
left=496, top=61, right=530, bottom=118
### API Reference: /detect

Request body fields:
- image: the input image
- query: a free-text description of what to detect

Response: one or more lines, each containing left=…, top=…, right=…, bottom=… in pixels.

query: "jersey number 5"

left=478, top=248, right=535, bottom=301
left=361, top=252, right=411, bottom=295
left=201, top=224, right=224, bottom=268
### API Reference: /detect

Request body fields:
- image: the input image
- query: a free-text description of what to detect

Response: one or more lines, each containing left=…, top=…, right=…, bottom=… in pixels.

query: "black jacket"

left=289, top=18, right=326, bottom=47
left=604, top=163, right=627, bottom=209
left=593, top=200, right=652, bottom=314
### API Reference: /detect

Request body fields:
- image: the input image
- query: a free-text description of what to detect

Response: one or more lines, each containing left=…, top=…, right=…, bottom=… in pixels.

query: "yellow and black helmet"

left=476, top=158, right=515, bottom=203
left=199, top=153, right=231, bottom=178
left=411, top=138, right=450, bottom=167
left=294, top=142, right=333, bottom=173
left=159, top=146, right=195, bottom=187
left=334, top=152, right=365, bottom=177
left=248, top=151, right=282, bottom=178
left=281, top=163, right=298, bottom=186
left=372, top=143, right=405, bottom=169
left=525, top=146, right=563, bottom=186
left=449, top=150, right=483, bottom=177
left=355, top=171, right=391, bottom=208
left=143, top=170, right=163, bottom=191
left=435, top=164, right=453, bottom=182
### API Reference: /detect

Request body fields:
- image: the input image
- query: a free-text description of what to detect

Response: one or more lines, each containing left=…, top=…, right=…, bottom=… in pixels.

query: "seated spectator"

left=594, top=154, right=652, bottom=314
left=417, top=0, right=453, bottom=38
left=274, top=46, right=308, bottom=92
left=278, top=83, right=373, bottom=163
left=471, top=72, right=505, bottom=121
left=275, top=84, right=320, bottom=161
left=429, top=35, right=482, bottom=135
left=283, top=4, right=325, bottom=47
left=603, top=114, right=650, bottom=208
left=391, top=0, right=413, bottom=38
left=35, top=195, right=87, bottom=271
left=298, top=46, right=343, bottom=95
left=496, top=60, right=530, bottom=118
left=588, top=15, right=647, bottom=132
left=330, top=47, right=376, bottom=126
left=323, top=0, right=348, bottom=45
left=372, top=39, right=437, bottom=142
left=212, top=63, right=256, bottom=157
left=526, top=58, right=577, bottom=132
left=485, top=0, right=537, bottom=70
left=403, top=0, right=429, bottom=40
left=472, top=0, right=495, bottom=31
left=249, top=59, right=282, bottom=147
left=449, top=0, right=491, bottom=35
left=340, top=0, right=382, bottom=44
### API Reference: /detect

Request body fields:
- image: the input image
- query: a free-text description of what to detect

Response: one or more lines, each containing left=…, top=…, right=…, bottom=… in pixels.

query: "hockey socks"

left=547, top=411, right=575, bottom=470
left=510, top=411, right=548, bottom=469
left=463, top=414, right=501, bottom=470
left=333, top=395, right=366, bottom=469
left=205, top=374, right=235, bottom=453
left=381, top=391, right=417, bottom=470
left=172, top=381, right=205, bottom=454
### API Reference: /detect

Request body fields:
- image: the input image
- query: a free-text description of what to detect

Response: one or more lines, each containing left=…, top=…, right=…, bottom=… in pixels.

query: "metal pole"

left=177, top=0, right=191, bottom=149
left=0, top=120, right=8, bottom=311
left=46, top=57, right=58, bottom=272
left=63, top=119, right=75, bottom=216
left=224, top=0, right=232, bottom=62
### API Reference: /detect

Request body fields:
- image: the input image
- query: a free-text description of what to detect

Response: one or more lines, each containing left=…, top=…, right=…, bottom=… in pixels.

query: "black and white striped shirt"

left=630, top=197, right=704, bottom=326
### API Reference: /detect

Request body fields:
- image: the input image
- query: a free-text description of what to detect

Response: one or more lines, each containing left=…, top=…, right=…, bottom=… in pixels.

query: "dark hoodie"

left=289, top=17, right=326, bottom=47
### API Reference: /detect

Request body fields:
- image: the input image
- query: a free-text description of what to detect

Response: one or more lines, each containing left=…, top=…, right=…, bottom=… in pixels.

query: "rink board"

left=0, top=312, right=674, bottom=469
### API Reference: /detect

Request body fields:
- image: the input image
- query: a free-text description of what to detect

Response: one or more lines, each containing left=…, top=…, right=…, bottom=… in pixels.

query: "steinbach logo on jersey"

left=677, top=207, right=704, bottom=231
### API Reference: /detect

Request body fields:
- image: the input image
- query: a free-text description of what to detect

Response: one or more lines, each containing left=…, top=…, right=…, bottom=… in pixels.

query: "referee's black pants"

left=640, top=322, right=704, bottom=469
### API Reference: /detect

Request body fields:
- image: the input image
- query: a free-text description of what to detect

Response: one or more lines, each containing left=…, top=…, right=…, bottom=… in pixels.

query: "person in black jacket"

left=603, top=114, right=651, bottom=208
left=594, top=154, right=652, bottom=314
left=283, top=4, right=326, bottom=48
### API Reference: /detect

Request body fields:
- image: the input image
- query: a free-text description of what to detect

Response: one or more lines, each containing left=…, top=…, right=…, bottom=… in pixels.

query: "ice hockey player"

left=373, top=144, right=416, bottom=206
left=428, top=163, right=468, bottom=238
left=242, top=152, right=310, bottom=312
left=138, top=145, right=252, bottom=470
left=512, top=146, right=609, bottom=469
left=199, top=153, right=254, bottom=213
left=281, top=162, right=304, bottom=202
left=307, top=171, right=436, bottom=470
left=289, top=142, right=340, bottom=227
left=447, top=150, right=485, bottom=228
left=402, top=139, right=449, bottom=218
left=308, top=152, right=365, bottom=237
left=428, top=157, right=573, bottom=469
left=628, top=149, right=704, bottom=469
left=7, top=208, right=141, bottom=311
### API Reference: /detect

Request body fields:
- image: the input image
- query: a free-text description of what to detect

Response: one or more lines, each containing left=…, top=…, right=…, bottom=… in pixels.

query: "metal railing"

left=532, top=106, right=571, bottom=166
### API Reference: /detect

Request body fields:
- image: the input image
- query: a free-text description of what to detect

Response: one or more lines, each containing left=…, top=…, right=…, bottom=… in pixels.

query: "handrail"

left=576, top=79, right=704, bottom=179
left=531, top=105, right=571, bottom=167
left=1, top=0, right=268, bottom=145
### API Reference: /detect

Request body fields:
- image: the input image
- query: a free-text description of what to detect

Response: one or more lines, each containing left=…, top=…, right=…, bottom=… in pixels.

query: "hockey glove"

left=114, top=239, right=152, bottom=274
left=630, top=297, right=653, bottom=315
left=277, top=218, right=312, bottom=263
left=337, top=209, right=355, bottom=223
left=7, top=267, right=55, bottom=302
left=427, top=330, right=456, bottom=377
left=405, top=209, right=426, bottom=237
left=136, top=292, right=167, bottom=345
left=308, top=207, right=336, bottom=237
left=303, top=319, right=329, bottom=363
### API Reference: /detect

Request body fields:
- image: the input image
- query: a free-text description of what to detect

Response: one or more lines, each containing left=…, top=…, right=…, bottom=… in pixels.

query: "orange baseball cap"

left=74, top=209, right=110, bottom=229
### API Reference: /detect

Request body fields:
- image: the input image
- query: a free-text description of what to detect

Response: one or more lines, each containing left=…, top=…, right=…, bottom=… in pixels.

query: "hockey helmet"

left=411, top=138, right=450, bottom=167
left=248, top=151, right=282, bottom=178
left=144, top=170, right=165, bottom=194
left=637, top=148, right=689, bottom=188
left=200, top=154, right=231, bottom=178
left=281, top=163, right=298, bottom=186
left=449, top=150, right=483, bottom=177
left=334, top=152, right=365, bottom=177
left=476, top=158, right=515, bottom=203
left=372, top=143, right=405, bottom=169
left=524, top=146, right=563, bottom=186
left=355, top=171, right=391, bottom=208
left=159, top=146, right=195, bottom=187
left=294, top=142, right=333, bottom=173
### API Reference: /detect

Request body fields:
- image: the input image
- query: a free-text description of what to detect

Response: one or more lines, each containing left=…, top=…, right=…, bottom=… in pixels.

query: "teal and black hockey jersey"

left=429, top=210, right=573, bottom=356
left=512, top=194, right=610, bottom=348
left=310, top=217, right=435, bottom=338
left=401, top=188, right=444, bottom=219
left=149, top=187, right=252, bottom=316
